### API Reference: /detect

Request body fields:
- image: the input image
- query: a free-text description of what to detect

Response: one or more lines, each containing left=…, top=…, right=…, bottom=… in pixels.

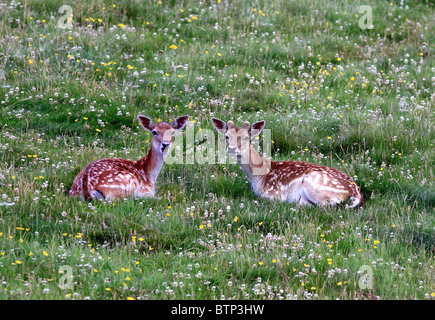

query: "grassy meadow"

left=0, top=0, right=434, bottom=300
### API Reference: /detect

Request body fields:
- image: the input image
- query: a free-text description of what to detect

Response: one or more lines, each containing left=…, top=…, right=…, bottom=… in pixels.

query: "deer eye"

left=225, top=135, right=229, bottom=140
left=243, top=136, right=249, bottom=141
left=152, top=131, right=158, bottom=136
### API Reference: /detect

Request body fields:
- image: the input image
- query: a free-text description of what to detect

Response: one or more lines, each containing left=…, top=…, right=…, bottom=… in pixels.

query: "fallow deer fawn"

left=69, top=115, right=189, bottom=201
left=211, top=118, right=363, bottom=208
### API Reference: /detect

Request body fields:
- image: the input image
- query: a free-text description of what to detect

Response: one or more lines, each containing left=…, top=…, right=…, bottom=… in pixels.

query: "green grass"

left=0, top=0, right=434, bottom=300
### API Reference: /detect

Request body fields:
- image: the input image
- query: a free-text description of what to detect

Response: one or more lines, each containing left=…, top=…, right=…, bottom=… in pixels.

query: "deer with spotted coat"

left=211, top=118, right=363, bottom=208
left=69, top=115, right=189, bottom=201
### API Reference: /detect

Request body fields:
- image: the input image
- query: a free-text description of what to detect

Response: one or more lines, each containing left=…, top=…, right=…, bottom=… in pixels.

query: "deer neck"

left=137, top=144, right=164, bottom=184
left=236, top=144, right=270, bottom=188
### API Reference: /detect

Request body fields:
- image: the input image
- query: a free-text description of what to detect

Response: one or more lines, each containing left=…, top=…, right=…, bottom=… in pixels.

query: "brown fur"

left=69, top=115, right=188, bottom=201
left=211, top=118, right=364, bottom=208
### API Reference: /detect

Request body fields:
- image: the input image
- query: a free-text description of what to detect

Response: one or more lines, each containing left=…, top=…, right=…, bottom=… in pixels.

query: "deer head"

left=211, top=118, right=269, bottom=176
left=138, top=115, right=189, bottom=155
left=211, top=118, right=265, bottom=159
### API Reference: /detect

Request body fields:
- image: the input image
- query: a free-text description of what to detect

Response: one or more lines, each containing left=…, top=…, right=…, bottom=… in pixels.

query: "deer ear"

left=211, top=118, right=227, bottom=135
left=138, top=115, right=155, bottom=132
left=249, top=120, right=265, bottom=137
left=172, top=115, right=189, bottom=130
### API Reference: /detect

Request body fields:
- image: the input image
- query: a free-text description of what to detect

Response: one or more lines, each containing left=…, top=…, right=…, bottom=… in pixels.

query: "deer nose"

left=162, top=142, right=170, bottom=148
